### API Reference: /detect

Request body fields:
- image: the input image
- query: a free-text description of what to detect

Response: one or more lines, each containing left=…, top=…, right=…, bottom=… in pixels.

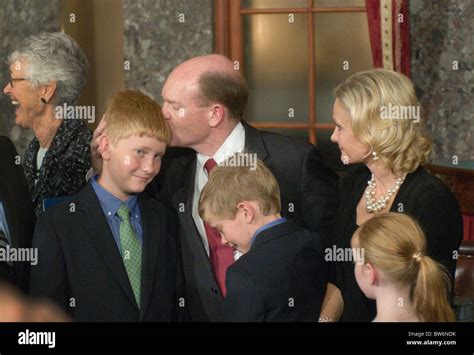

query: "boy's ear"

left=98, top=134, right=112, bottom=160
left=208, top=103, right=225, bottom=128
left=237, top=201, right=254, bottom=223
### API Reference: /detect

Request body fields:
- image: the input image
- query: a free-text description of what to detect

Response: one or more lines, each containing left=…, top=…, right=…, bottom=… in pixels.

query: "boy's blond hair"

left=199, top=154, right=281, bottom=221
left=104, top=90, right=171, bottom=146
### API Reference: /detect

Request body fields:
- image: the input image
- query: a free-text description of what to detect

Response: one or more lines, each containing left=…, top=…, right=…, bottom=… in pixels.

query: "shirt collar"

left=196, top=121, right=245, bottom=173
left=250, top=217, right=287, bottom=245
left=90, top=175, right=139, bottom=218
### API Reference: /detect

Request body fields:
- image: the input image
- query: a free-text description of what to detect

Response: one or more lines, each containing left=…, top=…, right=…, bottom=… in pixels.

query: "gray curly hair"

left=8, top=32, right=88, bottom=106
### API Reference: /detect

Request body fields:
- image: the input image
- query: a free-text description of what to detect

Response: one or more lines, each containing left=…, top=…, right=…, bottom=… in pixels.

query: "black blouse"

left=332, top=164, right=463, bottom=322
left=23, top=119, right=92, bottom=216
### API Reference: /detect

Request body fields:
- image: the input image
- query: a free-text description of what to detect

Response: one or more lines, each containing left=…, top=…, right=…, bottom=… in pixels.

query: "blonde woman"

left=351, top=213, right=455, bottom=322
left=320, top=69, right=462, bottom=322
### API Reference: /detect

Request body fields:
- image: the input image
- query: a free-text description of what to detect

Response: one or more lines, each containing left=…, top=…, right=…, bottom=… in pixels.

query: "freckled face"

left=105, top=135, right=167, bottom=199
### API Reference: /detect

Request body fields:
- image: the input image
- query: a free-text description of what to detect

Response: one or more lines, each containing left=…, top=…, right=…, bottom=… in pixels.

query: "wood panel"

left=426, top=164, right=474, bottom=215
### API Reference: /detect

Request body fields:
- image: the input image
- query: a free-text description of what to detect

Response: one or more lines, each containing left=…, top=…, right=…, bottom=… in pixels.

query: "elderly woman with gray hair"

left=3, top=32, right=91, bottom=216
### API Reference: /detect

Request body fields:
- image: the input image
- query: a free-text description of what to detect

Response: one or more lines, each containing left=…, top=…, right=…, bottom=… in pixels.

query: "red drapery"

left=463, top=215, right=474, bottom=241
left=365, top=0, right=411, bottom=77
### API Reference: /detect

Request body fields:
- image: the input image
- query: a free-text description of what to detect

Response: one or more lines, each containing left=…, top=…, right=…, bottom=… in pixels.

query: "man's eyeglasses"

left=9, top=78, right=28, bottom=87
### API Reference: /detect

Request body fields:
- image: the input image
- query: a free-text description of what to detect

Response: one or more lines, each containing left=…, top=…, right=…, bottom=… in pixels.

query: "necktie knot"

left=204, top=158, right=217, bottom=175
left=117, top=204, right=131, bottom=221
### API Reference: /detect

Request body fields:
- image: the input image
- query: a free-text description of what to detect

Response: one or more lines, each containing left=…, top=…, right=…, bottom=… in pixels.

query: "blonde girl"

left=351, top=212, right=455, bottom=322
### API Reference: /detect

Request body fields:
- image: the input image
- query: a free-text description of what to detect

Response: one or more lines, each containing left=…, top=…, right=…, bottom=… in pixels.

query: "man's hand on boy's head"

left=91, top=115, right=107, bottom=174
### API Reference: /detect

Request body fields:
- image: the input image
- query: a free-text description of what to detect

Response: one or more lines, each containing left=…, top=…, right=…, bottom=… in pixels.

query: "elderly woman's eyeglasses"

left=9, top=78, right=29, bottom=87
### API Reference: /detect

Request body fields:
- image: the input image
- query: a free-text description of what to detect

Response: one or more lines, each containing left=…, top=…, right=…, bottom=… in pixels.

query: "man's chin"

left=169, top=135, right=191, bottom=148
left=169, top=137, right=182, bottom=148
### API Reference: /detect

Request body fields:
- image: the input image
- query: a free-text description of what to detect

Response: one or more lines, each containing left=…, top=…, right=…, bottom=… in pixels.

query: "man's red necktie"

left=203, top=158, right=235, bottom=297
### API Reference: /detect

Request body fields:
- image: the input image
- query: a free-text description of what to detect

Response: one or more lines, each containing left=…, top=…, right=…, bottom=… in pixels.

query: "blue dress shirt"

left=90, top=176, right=143, bottom=255
left=250, top=217, right=287, bottom=246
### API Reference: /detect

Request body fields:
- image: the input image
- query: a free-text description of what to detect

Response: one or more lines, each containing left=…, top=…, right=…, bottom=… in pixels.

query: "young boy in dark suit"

left=30, top=90, right=185, bottom=321
left=199, top=154, right=327, bottom=321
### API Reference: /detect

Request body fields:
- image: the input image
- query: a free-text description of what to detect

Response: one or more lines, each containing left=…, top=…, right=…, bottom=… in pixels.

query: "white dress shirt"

left=192, top=122, right=245, bottom=260
left=35, top=147, right=48, bottom=185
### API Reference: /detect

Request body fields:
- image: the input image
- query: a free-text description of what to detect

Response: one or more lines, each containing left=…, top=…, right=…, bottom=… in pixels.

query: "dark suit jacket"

left=150, top=121, right=338, bottom=321
left=30, top=183, right=185, bottom=322
left=0, top=136, right=36, bottom=292
left=223, top=220, right=327, bottom=322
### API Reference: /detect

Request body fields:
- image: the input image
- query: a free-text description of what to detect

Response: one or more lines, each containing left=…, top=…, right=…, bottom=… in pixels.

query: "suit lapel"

left=242, top=121, right=269, bottom=162
left=138, top=196, right=161, bottom=320
left=77, top=184, right=138, bottom=311
left=172, top=156, right=212, bottom=269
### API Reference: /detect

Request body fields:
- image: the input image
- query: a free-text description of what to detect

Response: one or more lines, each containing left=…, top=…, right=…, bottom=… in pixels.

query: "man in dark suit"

left=91, top=55, right=338, bottom=321
left=0, top=136, right=36, bottom=292
left=199, top=156, right=327, bottom=321
left=30, top=90, right=185, bottom=321
left=154, top=54, right=337, bottom=321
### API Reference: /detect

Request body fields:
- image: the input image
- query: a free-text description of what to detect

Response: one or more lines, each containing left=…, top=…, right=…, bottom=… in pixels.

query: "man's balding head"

left=161, top=54, right=248, bottom=152
left=168, top=54, right=248, bottom=121
left=173, top=54, right=237, bottom=78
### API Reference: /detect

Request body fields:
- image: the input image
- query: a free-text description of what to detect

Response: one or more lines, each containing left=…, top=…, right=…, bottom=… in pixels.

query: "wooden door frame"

left=213, top=0, right=366, bottom=144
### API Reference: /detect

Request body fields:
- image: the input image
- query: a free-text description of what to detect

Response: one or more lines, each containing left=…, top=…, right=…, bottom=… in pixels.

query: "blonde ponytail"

left=352, top=212, right=455, bottom=322
left=413, top=255, right=455, bottom=322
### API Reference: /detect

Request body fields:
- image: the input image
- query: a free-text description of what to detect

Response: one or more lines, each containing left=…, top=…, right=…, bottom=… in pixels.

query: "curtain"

left=365, top=0, right=410, bottom=76
left=463, top=215, right=474, bottom=241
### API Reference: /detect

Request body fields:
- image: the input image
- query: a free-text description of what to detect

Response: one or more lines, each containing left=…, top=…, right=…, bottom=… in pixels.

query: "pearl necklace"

left=364, top=174, right=406, bottom=213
